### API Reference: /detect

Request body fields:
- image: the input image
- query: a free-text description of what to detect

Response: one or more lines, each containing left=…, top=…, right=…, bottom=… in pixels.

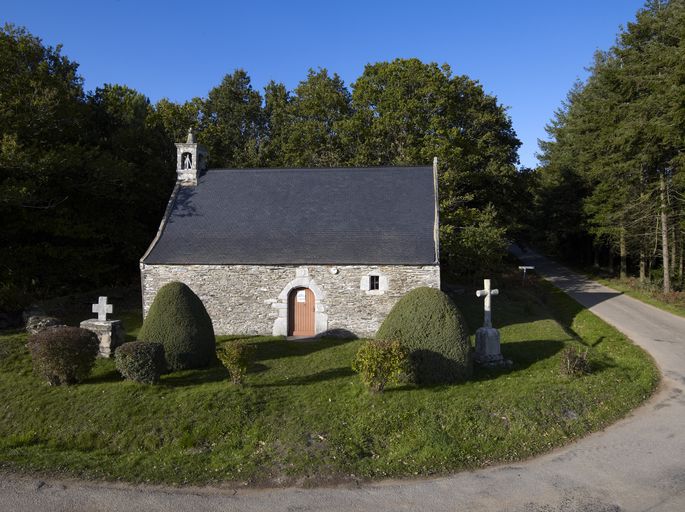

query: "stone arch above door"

left=272, top=268, right=328, bottom=336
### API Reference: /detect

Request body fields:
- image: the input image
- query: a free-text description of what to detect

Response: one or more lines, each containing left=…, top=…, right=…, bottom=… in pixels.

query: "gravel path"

left=2, top=250, right=684, bottom=511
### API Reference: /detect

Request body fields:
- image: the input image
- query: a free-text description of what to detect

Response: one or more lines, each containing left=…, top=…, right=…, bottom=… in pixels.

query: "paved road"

left=2, top=250, right=685, bottom=512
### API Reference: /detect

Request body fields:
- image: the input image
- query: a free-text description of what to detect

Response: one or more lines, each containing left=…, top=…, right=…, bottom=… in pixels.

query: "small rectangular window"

left=369, top=275, right=380, bottom=290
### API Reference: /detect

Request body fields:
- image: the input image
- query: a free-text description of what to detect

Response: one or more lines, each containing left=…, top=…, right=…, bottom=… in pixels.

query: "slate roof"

left=142, top=166, right=438, bottom=265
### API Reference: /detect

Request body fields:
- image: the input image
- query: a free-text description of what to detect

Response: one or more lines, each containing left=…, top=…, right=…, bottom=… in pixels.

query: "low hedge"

left=376, top=287, right=472, bottom=384
left=27, top=326, right=99, bottom=385
left=217, top=342, right=251, bottom=385
left=352, top=339, right=411, bottom=393
left=115, top=341, right=166, bottom=384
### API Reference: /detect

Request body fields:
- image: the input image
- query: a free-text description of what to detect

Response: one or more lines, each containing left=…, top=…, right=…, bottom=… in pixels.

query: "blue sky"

left=4, top=0, right=645, bottom=168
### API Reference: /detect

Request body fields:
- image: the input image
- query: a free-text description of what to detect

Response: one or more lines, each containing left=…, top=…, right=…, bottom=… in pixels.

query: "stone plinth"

left=474, top=327, right=511, bottom=368
left=80, top=319, right=124, bottom=358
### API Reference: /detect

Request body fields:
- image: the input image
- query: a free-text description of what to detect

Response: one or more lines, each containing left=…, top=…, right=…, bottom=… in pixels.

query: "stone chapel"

left=140, top=130, right=441, bottom=337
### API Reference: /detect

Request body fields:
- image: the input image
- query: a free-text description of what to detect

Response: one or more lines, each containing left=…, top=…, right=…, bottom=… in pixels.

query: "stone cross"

left=92, top=296, right=113, bottom=322
left=476, top=279, right=499, bottom=329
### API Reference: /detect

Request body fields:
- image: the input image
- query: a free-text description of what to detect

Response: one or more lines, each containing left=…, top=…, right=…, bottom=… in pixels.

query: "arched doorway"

left=288, top=287, right=315, bottom=336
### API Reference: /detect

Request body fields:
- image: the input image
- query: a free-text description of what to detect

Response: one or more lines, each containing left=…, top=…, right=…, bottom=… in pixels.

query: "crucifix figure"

left=476, top=279, right=499, bottom=328
left=92, top=296, right=113, bottom=322
left=182, top=152, right=192, bottom=170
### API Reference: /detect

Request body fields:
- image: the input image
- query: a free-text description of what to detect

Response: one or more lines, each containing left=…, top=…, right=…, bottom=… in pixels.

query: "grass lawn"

left=0, top=277, right=659, bottom=486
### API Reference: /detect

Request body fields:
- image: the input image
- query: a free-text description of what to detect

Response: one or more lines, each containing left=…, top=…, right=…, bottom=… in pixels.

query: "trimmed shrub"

left=27, top=326, right=99, bottom=385
left=217, top=342, right=251, bottom=384
left=138, top=281, right=216, bottom=371
left=352, top=339, right=411, bottom=393
left=560, top=347, right=591, bottom=376
left=26, top=315, right=63, bottom=335
left=115, top=342, right=166, bottom=384
left=376, top=287, right=472, bottom=385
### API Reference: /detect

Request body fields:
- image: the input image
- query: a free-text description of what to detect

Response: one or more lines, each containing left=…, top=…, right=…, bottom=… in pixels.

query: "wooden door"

left=288, top=287, right=315, bottom=336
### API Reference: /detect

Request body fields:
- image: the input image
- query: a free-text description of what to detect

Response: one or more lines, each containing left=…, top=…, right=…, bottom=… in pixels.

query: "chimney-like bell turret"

left=175, top=127, right=209, bottom=186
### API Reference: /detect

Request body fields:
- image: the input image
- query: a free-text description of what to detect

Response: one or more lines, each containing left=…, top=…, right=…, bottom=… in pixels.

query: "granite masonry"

left=141, top=264, right=440, bottom=337
left=140, top=129, right=441, bottom=338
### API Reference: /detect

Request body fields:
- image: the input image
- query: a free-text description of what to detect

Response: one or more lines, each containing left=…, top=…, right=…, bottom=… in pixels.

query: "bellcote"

left=175, top=128, right=208, bottom=186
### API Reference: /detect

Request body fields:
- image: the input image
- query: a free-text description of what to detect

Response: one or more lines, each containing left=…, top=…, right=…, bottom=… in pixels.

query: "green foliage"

left=153, top=97, right=202, bottom=142
left=262, top=68, right=351, bottom=167
left=443, top=204, right=509, bottom=277
left=0, top=281, right=658, bottom=485
left=0, top=282, right=32, bottom=312
left=534, top=1, right=685, bottom=286
left=351, top=339, right=410, bottom=393
left=138, top=282, right=216, bottom=371
left=26, top=326, right=98, bottom=385
left=200, top=69, right=264, bottom=168
left=115, top=341, right=166, bottom=384
left=376, top=287, right=472, bottom=384
left=559, top=346, right=591, bottom=377
left=0, top=24, right=175, bottom=303
left=216, top=341, right=251, bottom=384
left=340, top=58, right=521, bottom=271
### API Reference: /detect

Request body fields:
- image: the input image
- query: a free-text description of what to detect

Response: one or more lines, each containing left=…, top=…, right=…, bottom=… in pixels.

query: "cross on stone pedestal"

left=476, top=279, right=499, bottom=328
left=92, top=296, right=113, bottom=321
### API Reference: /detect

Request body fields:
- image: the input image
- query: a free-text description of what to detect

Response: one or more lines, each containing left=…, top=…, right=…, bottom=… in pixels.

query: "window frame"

left=369, top=274, right=380, bottom=291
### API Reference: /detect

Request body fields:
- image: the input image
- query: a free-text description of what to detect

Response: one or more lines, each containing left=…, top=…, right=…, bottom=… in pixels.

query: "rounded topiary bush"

left=27, top=326, right=99, bottom=385
left=376, top=287, right=472, bottom=385
left=138, top=281, right=216, bottom=371
left=115, top=341, right=166, bottom=384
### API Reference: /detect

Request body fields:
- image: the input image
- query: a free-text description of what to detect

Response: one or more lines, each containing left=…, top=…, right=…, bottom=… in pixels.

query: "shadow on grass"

left=445, top=268, right=622, bottom=337
left=589, top=353, right=617, bottom=373
left=249, top=338, right=355, bottom=362
left=469, top=339, right=567, bottom=383
left=502, top=339, right=566, bottom=369
left=161, top=364, right=230, bottom=387
left=251, top=367, right=355, bottom=388
left=84, top=369, right=123, bottom=385
left=385, top=340, right=567, bottom=391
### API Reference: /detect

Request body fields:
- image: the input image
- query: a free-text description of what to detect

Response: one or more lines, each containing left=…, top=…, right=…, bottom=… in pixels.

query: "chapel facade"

left=139, top=130, right=441, bottom=337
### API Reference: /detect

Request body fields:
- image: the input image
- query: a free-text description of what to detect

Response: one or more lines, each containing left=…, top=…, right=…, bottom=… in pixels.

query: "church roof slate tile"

left=142, top=166, right=438, bottom=265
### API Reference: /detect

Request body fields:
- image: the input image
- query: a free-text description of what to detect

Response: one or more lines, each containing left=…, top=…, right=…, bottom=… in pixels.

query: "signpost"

left=518, top=266, right=535, bottom=286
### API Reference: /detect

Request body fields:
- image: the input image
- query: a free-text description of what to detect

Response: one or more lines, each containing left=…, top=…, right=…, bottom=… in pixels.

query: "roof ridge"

left=205, top=165, right=432, bottom=172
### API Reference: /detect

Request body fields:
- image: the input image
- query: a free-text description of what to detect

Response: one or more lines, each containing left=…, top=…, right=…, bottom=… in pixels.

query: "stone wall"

left=140, top=263, right=440, bottom=337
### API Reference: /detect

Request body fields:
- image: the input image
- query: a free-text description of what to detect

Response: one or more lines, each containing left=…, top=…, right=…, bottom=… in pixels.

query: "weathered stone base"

left=140, top=264, right=440, bottom=337
left=80, top=319, right=125, bottom=358
left=473, top=327, right=504, bottom=365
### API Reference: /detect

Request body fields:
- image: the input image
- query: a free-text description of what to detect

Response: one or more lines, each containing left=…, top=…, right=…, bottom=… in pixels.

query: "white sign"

left=296, top=290, right=306, bottom=303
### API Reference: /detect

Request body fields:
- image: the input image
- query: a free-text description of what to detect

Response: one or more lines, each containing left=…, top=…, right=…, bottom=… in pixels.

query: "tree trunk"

left=660, top=173, right=671, bottom=294
left=608, top=246, right=615, bottom=275
left=678, top=240, right=683, bottom=287
left=671, top=223, right=676, bottom=281
left=620, top=224, right=627, bottom=280
left=639, top=246, right=646, bottom=283
left=593, top=245, right=600, bottom=269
